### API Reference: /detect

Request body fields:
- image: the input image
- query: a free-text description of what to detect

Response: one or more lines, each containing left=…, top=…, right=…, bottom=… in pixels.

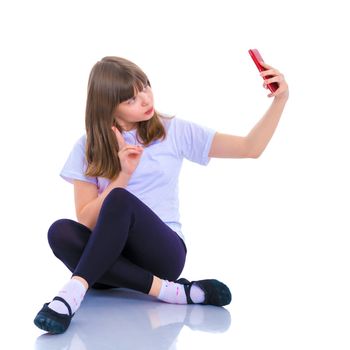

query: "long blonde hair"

left=85, top=56, right=166, bottom=179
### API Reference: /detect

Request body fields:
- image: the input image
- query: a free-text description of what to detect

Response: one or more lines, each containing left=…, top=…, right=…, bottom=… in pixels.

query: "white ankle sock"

left=157, top=280, right=205, bottom=304
left=48, top=279, right=87, bottom=315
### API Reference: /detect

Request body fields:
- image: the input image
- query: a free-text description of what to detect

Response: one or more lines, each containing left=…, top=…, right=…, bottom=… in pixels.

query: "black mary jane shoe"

left=176, top=278, right=232, bottom=306
left=34, top=296, right=74, bottom=334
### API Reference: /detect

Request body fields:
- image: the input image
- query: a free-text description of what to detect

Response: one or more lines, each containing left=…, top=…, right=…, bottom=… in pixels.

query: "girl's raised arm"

left=209, top=63, right=289, bottom=159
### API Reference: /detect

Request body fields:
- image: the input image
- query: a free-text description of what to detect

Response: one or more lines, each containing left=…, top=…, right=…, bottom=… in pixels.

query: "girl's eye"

left=127, top=96, right=136, bottom=104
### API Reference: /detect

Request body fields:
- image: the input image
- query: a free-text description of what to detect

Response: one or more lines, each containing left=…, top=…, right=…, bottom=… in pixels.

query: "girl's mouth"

left=145, top=107, right=154, bottom=115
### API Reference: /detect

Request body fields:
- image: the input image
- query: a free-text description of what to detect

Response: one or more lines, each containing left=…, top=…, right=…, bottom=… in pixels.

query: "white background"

left=1, top=0, right=349, bottom=349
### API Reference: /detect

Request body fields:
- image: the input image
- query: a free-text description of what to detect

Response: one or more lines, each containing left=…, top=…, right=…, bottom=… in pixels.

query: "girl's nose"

left=140, top=91, right=151, bottom=106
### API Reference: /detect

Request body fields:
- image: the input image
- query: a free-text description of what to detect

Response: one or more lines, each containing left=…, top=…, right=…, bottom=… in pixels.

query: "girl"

left=34, top=56, right=289, bottom=334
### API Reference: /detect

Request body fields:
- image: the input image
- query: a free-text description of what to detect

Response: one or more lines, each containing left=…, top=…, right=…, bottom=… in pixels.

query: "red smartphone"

left=248, top=49, right=279, bottom=93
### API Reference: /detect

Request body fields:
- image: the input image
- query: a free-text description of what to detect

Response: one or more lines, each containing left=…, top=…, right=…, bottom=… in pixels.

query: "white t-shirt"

left=60, top=117, right=216, bottom=240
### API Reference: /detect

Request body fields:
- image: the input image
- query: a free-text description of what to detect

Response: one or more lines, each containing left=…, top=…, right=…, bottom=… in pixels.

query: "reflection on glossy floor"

left=34, top=289, right=232, bottom=350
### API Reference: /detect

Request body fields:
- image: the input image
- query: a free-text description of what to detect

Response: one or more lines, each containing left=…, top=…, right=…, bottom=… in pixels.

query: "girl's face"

left=114, top=85, right=154, bottom=131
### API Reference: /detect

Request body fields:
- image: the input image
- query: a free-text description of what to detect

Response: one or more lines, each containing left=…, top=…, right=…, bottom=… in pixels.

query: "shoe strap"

left=53, top=296, right=73, bottom=317
left=182, top=282, right=194, bottom=304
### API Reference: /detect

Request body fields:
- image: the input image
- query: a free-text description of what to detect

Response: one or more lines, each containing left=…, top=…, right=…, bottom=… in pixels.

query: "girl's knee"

left=47, top=219, right=73, bottom=249
left=103, top=188, right=135, bottom=210
left=106, top=187, right=130, bottom=201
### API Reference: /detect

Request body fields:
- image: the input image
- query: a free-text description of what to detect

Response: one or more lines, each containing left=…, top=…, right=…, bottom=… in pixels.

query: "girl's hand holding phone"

left=259, top=61, right=289, bottom=100
left=248, top=49, right=289, bottom=100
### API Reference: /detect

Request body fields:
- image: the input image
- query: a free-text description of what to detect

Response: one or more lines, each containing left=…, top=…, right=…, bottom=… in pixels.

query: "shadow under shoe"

left=184, top=304, right=231, bottom=332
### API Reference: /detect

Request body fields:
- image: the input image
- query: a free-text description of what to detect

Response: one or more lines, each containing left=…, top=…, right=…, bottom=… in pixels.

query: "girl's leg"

left=48, top=190, right=187, bottom=294
left=49, top=189, right=229, bottom=306
left=48, top=219, right=180, bottom=294
left=35, top=188, right=230, bottom=333
left=70, top=188, right=186, bottom=288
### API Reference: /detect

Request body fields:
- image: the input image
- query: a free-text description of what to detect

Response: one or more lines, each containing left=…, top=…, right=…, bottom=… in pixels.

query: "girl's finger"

left=111, top=126, right=126, bottom=148
left=119, top=146, right=144, bottom=155
left=264, top=75, right=282, bottom=85
left=260, top=68, right=280, bottom=77
left=259, top=61, right=273, bottom=70
left=120, top=146, right=143, bottom=153
left=268, top=84, right=287, bottom=98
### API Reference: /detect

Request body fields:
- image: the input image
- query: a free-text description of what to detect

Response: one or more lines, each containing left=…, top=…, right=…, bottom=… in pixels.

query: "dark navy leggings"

left=48, top=188, right=187, bottom=294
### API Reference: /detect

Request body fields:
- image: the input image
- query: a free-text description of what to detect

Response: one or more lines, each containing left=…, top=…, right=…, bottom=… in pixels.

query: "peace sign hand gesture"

left=111, top=126, right=144, bottom=177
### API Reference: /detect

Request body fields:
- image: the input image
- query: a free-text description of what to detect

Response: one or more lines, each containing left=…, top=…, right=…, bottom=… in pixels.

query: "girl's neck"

left=120, top=122, right=137, bottom=132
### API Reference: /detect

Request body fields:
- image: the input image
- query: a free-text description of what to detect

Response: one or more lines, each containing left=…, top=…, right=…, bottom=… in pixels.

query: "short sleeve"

left=171, top=118, right=216, bottom=165
left=60, top=135, right=98, bottom=186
